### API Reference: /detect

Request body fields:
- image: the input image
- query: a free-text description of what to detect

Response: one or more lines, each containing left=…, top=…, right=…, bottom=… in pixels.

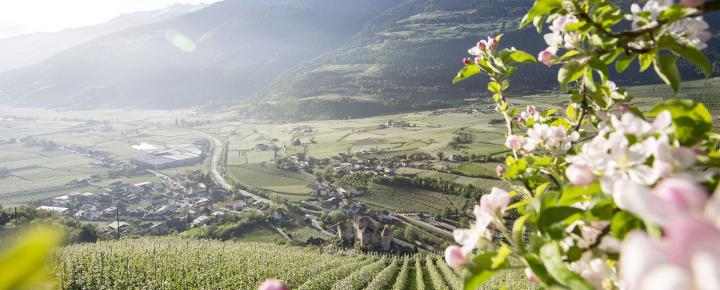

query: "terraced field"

left=53, top=238, right=533, bottom=289
left=359, top=184, right=473, bottom=213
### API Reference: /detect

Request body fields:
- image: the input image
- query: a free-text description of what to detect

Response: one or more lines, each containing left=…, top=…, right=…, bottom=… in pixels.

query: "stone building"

left=352, top=217, right=393, bottom=251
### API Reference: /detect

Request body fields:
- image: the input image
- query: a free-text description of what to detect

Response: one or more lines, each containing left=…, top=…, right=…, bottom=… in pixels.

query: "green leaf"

left=566, top=104, right=577, bottom=121
left=615, top=53, right=635, bottom=73
left=654, top=54, right=681, bottom=92
left=538, top=207, right=584, bottom=239
left=559, top=183, right=602, bottom=206
left=453, top=64, right=482, bottom=84
left=504, top=157, right=528, bottom=179
left=464, top=252, right=499, bottom=290
left=492, top=244, right=513, bottom=269
left=650, top=98, right=712, bottom=145
left=588, top=58, right=609, bottom=83
left=659, top=35, right=712, bottom=77
left=610, top=211, right=644, bottom=239
left=0, top=226, right=63, bottom=290
left=512, top=214, right=530, bottom=249
left=540, top=243, right=595, bottom=290
left=508, top=50, right=537, bottom=63
left=558, top=61, right=585, bottom=90
left=639, top=52, right=655, bottom=72
left=601, top=48, right=624, bottom=64
left=521, top=0, right=563, bottom=28
left=488, top=81, right=502, bottom=93
left=524, top=254, right=558, bottom=285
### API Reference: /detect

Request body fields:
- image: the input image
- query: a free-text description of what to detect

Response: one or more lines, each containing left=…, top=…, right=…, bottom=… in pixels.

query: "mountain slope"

left=0, top=0, right=403, bottom=108
left=0, top=4, right=205, bottom=73
left=258, top=0, right=720, bottom=109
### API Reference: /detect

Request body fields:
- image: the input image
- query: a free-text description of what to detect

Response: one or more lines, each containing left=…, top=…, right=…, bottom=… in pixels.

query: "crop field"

left=53, top=238, right=532, bottom=289
left=359, top=184, right=473, bottom=213
left=286, top=224, right=334, bottom=243
left=225, top=164, right=313, bottom=192
left=395, top=167, right=507, bottom=189
left=452, top=162, right=503, bottom=177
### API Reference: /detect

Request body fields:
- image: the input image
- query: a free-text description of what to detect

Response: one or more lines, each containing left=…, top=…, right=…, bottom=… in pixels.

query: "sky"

left=0, top=0, right=221, bottom=39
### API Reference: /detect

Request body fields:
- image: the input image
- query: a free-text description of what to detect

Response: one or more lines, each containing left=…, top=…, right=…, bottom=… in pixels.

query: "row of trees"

left=371, top=176, right=484, bottom=199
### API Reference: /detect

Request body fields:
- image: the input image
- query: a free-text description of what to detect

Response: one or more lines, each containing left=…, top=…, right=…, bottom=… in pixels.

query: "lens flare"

left=165, top=30, right=196, bottom=53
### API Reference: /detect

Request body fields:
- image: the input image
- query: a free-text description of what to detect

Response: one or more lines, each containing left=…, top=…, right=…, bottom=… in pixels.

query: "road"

left=195, top=130, right=272, bottom=205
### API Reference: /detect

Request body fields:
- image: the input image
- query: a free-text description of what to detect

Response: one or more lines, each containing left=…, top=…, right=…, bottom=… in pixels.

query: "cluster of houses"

left=431, top=106, right=495, bottom=116
left=36, top=170, right=234, bottom=236
left=59, top=144, right=130, bottom=169
left=377, top=119, right=413, bottom=129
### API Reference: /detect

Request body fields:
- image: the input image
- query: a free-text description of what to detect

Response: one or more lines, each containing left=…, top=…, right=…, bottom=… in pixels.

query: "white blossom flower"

left=451, top=187, right=510, bottom=254
left=569, top=252, right=618, bottom=289
left=524, top=124, right=577, bottom=152
left=453, top=204, right=492, bottom=254
left=626, top=0, right=710, bottom=49
left=626, top=0, right=673, bottom=29
left=669, top=17, right=711, bottom=50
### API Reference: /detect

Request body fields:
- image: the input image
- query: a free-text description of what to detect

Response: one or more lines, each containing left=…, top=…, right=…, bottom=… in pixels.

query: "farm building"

left=131, top=142, right=204, bottom=169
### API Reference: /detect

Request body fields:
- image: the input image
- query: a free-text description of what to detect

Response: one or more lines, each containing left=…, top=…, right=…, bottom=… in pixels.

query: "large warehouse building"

left=131, top=142, right=204, bottom=169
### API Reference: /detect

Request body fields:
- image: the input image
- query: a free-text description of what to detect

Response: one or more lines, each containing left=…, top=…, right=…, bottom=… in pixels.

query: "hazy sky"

left=0, top=0, right=221, bottom=39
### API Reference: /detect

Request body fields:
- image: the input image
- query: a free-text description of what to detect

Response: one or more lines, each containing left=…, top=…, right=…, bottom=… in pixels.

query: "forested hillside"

left=255, top=0, right=720, bottom=119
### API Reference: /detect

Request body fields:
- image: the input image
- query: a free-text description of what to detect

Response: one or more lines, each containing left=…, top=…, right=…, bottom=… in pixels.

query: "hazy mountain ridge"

left=1, top=0, right=719, bottom=111
left=0, top=0, right=403, bottom=108
left=0, top=3, right=206, bottom=73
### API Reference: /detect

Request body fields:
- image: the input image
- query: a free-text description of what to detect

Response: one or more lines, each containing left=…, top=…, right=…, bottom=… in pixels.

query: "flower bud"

left=525, top=268, right=540, bottom=284
left=463, top=57, right=472, bottom=65
left=496, top=165, right=506, bottom=177
left=566, top=164, right=594, bottom=186
left=476, top=40, right=487, bottom=50
left=618, top=103, right=630, bottom=113
left=681, top=0, right=703, bottom=7
left=538, top=48, right=556, bottom=66
left=258, top=279, right=288, bottom=290
left=488, top=37, right=498, bottom=49
left=527, top=105, right=537, bottom=114
left=444, top=245, right=466, bottom=269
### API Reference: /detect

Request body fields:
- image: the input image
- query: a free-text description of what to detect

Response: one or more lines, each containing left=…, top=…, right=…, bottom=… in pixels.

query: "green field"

left=225, top=164, right=313, bottom=193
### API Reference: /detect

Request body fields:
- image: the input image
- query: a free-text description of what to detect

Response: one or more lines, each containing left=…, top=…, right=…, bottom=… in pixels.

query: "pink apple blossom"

left=480, top=187, right=511, bottom=216
left=653, top=178, right=708, bottom=217
left=487, top=37, right=498, bottom=49
left=527, top=105, right=537, bottom=114
left=538, top=48, right=556, bottom=66
left=496, top=165, right=505, bottom=177
left=505, top=135, right=524, bottom=151
left=444, top=245, right=466, bottom=269
left=614, top=178, right=709, bottom=226
left=566, top=164, right=594, bottom=186
left=620, top=219, right=720, bottom=290
left=525, top=268, right=540, bottom=284
left=258, top=279, right=288, bottom=290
